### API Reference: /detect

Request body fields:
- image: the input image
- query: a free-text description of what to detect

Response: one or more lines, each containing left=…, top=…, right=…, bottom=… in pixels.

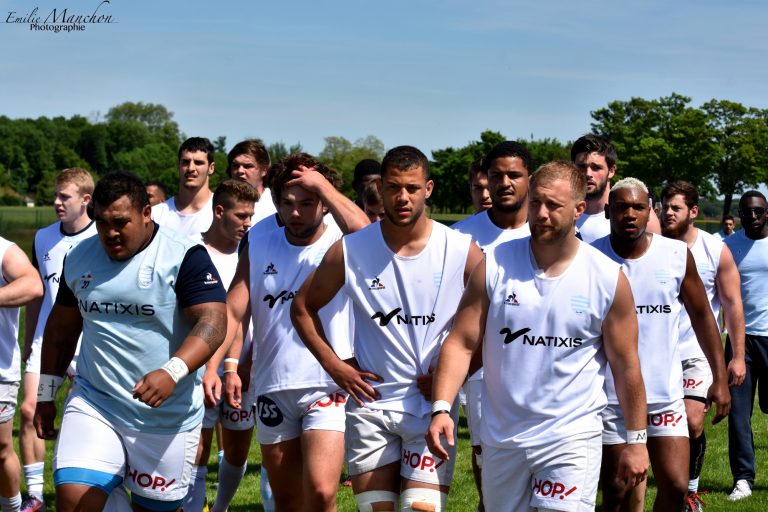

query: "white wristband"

left=431, top=399, right=451, bottom=417
left=160, top=357, right=189, bottom=384
left=626, top=429, right=648, bottom=445
left=38, top=374, right=64, bottom=402
left=223, top=358, right=239, bottom=366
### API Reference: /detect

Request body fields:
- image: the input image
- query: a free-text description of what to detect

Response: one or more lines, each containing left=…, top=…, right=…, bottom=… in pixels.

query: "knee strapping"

left=400, top=488, right=447, bottom=512
left=355, top=490, right=399, bottom=512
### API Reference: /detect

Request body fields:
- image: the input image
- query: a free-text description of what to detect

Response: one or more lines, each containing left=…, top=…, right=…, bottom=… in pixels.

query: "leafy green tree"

left=106, top=102, right=181, bottom=148
left=525, top=137, right=571, bottom=170
left=319, top=135, right=385, bottom=196
left=701, top=100, right=768, bottom=218
left=267, top=141, right=303, bottom=164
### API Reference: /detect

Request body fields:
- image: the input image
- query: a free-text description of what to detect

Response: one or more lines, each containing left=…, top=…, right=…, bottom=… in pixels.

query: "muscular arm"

left=0, top=243, right=44, bottom=307
left=602, top=271, right=649, bottom=488
left=680, top=249, right=730, bottom=423
left=716, top=244, right=746, bottom=386
left=427, top=260, right=489, bottom=459
left=39, top=304, right=83, bottom=377
left=292, top=240, right=381, bottom=405
left=287, top=166, right=370, bottom=234
left=23, top=296, right=43, bottom=361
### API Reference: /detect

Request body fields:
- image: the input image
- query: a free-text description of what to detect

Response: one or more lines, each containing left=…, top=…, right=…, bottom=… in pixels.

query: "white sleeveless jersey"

left=725, top=231, right=768, bottom=335
left=31, top=221, right=97, bottom=348
left=592, top=234, right=687, bottom=403
left=481, top=239, right=619, bottom=448
left=152, top=195, right=214, bottom=240
left=451, top=209, right=530, bottom=382
left=576, top=211, right=610, bottom=243
left=342, top=221, right=471, bottom=415
left=0, top=237, right=21, bottom=382
left=248, top=223, right=353, bottom=395
left=678, top=229, right=723, bottom=361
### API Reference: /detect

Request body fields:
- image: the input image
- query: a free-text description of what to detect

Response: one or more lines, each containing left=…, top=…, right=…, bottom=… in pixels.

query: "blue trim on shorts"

left=54, top=467, right=122, bottom=493
left=132, top=493, right=183, bottom=511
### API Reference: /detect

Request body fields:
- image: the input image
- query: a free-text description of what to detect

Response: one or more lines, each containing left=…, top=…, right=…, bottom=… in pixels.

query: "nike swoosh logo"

left=371, top=307, right=402, bottom=326
left=500, top=327, right=530, bottom=344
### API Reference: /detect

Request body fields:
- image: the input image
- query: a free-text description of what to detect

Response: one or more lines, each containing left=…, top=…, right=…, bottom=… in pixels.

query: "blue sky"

left=1, top=0, right=767, bottom=156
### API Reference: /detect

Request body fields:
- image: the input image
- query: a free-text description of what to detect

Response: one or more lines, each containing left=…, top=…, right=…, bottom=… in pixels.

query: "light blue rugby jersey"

left=58, top=224, right=226, bottom=433
left=725, top=230, right=768, bottom=336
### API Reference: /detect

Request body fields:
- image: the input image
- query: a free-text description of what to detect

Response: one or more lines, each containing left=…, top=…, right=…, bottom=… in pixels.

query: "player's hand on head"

left=285, top=165, right=324, bottom=193
left=614, top=444, right=649, bottom=491
left=223, top=371, right=243, bottom=409
left=132, top=369, right=176, bottom=408
left=330, top=357, right=383, bottom=406
left=33, top=401, right=58, bottom=440
left=706, top=381, right=731, bottom=424
left=426, top=414, right=454, bottom=460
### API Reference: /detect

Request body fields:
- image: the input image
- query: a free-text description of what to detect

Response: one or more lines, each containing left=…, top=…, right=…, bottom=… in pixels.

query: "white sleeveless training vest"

left=481, top=239, right=619, bottom=448
left=0, top=237, right=21, bottom=382
left=342, top=221, right=471, bottom=416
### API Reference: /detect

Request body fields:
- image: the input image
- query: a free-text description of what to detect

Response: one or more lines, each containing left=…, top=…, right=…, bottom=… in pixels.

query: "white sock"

left=23, top=462, right=44, bottom=499
left=0, top=493, right=21, bottom=512
left=210, top=457, right=247, bottom=512
left=183, top=465, right=208, bottom=512
left=688, top=477, right=699, bottom=493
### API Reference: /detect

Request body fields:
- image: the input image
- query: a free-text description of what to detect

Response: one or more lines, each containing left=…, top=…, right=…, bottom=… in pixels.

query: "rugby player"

left=226, top=139, right=276, bottom=225
left=293, top=146, right=483, bottom=512
left=0, top=236, right=44, bottom=512
left=21, top=168, right=97, bottom=512
left=34, top=171, right=227, bottom=512
left=593, top=178, right=730, bottom=511
left=660, top=180, right=746, bottom=510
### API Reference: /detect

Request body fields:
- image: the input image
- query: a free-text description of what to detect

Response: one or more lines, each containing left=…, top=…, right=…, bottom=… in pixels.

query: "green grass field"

left=3, top=207, right=763, bottom=510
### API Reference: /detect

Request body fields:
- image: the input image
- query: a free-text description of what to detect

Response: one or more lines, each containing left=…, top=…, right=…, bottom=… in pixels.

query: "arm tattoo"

left=187, top=307, right=227, bottom=351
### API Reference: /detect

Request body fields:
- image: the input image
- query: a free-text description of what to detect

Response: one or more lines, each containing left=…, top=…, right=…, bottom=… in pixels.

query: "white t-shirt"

left=576, top=211, right=610, bottom=244
left=252, top=187, right=277, bottom=226
left=152, top=195, right=214, bottom=241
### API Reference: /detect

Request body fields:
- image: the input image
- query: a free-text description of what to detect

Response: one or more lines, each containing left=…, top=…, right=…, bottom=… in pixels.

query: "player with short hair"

left=352, top=158, right=382, bottom=210
left=723, top=191, right=768, bottom=501
left=293, top=145, right=483, bottom=512
left=20, top=167, right=97, bottom=512
left=428, top=161, right=648, bottom=511
left=152, top=137, right=217, bottom=239
left=145, top=181, right=167, bottom=207
left=182, top=179, right=258, bottom=511
left=0, top=236, right=44, bottom=512
left=593, top=178, right=730, bottom=511
left=570, top=134, right=661, bottom=242
left=467, top=157, right=491, bottom=214
left=213, top=152, right=368, bottom=511
left=450, top=140, right=532, bottom=511
left=33, top=170, right=227, bottom=512
left=660, top=180, right=746, bottom=510
left=714, top=215, right=736, bottom=241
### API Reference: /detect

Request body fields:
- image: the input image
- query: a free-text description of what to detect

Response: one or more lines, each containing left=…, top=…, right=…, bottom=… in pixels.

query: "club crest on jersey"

left=570, top=295, right=589, bottom=314
left=80, top=271, right=94, bottom=289
left=263, top=263, right=277, bottom=275
left=203, top=272, right=218, bottom=285
left=504, top=292, right=520, bottom=306
left=654, top=269, right=672, bottom=284
left=368, top=277, right=386, bottom=291
left=433, top=272, right=442, bottom=287
left=43, top=252, right=52, bottom=262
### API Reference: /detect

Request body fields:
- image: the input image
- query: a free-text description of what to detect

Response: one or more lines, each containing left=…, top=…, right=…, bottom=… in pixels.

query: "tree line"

left=1, top=95, right=766, bottom=218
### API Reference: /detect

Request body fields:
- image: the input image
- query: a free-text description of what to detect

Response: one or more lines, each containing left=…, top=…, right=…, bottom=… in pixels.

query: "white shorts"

left=345, top=401, right=457, bottom=486
left=53, top=394, right=200, bottom=510
left=0, top=382, right=20, bottom=423
left=203, top=397, right=256, bottom=431
left=682, top=357, right=713, bottom=401
left=482, top=433, right=602, bottom=511
left=255, top=386, right=347, bottom=445
left=602, top=400, right=688, bottom=445
left=464, top=378, right=483, bottom=446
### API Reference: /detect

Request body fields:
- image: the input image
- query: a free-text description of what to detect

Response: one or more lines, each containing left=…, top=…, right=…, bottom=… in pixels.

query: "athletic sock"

left=210, top=457, right=247, bottom=512
left=0, top=493, right=21, bottom=512
left=217, top=449, right=224, bottom=465
left=260, top=465, right=275, bottom=512
left=23, top=462, right=45, bottom=499
left=688, top=431, right=706, bottom=491
left=183, top=465, right=208, bottom=512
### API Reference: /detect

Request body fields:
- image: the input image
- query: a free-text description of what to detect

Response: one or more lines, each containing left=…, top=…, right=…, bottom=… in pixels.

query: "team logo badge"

left=570, top=295, right=589, bottom=314
left=263, top=263, right=277, bottom=275
left=504, top=292, right=520, bottom=306
left=368, top=277, right=385, bottom=291
left=80, top=271, right=94, bottom=289
left=654, top=269, right=671, bottom=284
left=433, top=272, right=442, bottom=287
left=500, top=327, right=530, bottom=344
left=256, top=395, right=284, bottom=427
left=203, top=272, right=219, bottom=285
left=43, top=252, right=51, bottom=262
